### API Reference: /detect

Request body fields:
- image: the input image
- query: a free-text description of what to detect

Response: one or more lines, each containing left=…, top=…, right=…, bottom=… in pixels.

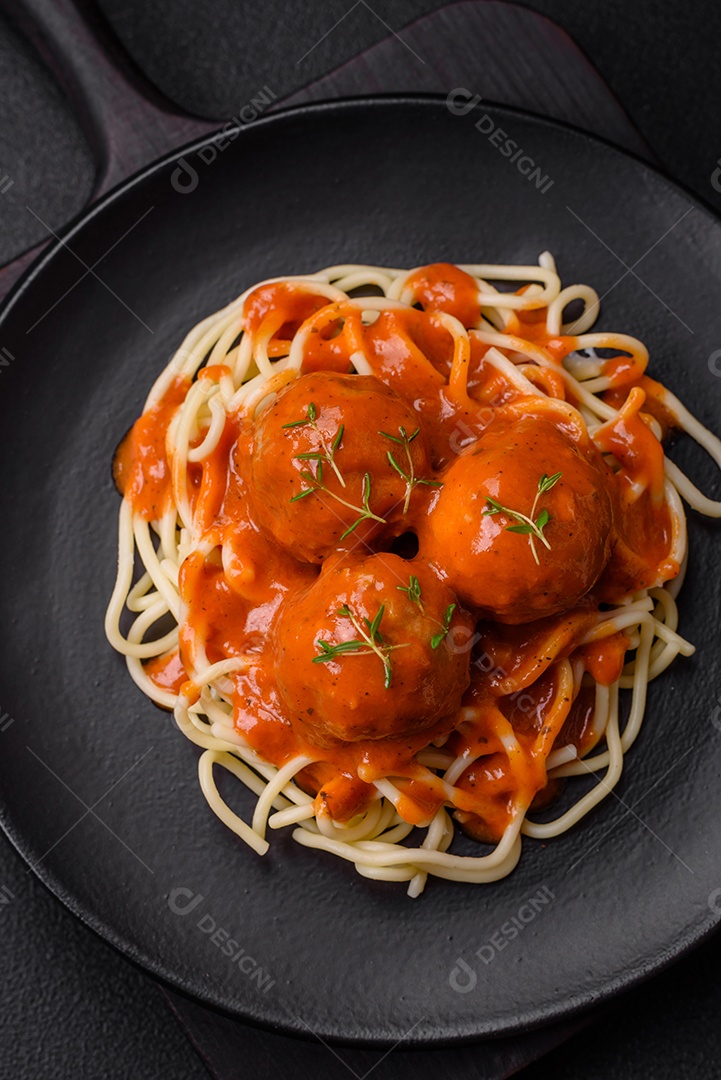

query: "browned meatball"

left=274, top=552, right=472, bottom=744
left=417, top=415, right=614, bottom=623
left=249, top=372, right=435, bottom=562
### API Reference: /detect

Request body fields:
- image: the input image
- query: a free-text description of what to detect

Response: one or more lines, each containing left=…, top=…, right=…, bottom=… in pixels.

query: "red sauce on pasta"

left=115, top=263, right=678, bottom=842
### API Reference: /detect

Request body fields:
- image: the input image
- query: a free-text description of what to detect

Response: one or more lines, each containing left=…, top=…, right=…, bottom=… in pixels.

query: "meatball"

left=274, top=552, right=472, bottom=744
left=249, top=372, right=435, bottom=562
left=417, top=415, right=614, bottom=623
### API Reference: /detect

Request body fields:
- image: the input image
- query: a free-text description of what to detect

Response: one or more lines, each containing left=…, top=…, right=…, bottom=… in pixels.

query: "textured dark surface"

left=0, top=0, right=650, bottom=292
left=163, top=988, right=586, bottom=1080
left=2, top=2, right=721, bottom=1078
left=95, top=0, right=721, bottom=213
left=517, top=931, right=721, bottom=1080
left=164, top=930, right=721, bottom=1080
left=279, top=1, right=652, bottom=158
left=1, top=97, right=720, bottom=1049
left=0, top=9, right=94, bottom=262
left=0, top=831, right=208, bottom=1080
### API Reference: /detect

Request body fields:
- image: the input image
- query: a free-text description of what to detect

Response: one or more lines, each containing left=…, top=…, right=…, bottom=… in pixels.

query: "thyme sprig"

left=431, top=604, right=456, bottom=650
left=313, top=603, right=408, bottom=689
left=379, top=426, right=442, bottom=514
left=396, top=575, right=456, bottom=650
left=283, top=401, right=346, bottom=487
left=291, top=469, right=386, bottom=540
left=483, top=471, right=562, bottom=565
left=285, top=402, right=386, bottom=538
left=397, top=574, right=423, bottom=608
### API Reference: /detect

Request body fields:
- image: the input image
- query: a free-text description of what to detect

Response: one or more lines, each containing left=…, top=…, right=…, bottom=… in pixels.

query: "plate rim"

left=1, top=93, right=721, bottom=1047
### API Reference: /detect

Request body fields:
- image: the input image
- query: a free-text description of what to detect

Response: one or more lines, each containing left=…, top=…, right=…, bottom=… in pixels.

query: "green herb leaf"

left=338, top=518, right=362, bottom=540
left=431, top=603, right=456, bottom=649
left=369, top=604, right=385, bottom=640
left=480, top=472, right=561, bottom=564
left=285, top=402, right=348, bottom=496
left=483, top=497, right=503, bottom=515
left=314, top=603, right=407, bottom=689
left=538, top=471, right=562, bottom=494
left=380, top=426, right=440, bottom=515
left=397, top=575, right=423, bottom=607
left=386, top=450, right=405, bottom=478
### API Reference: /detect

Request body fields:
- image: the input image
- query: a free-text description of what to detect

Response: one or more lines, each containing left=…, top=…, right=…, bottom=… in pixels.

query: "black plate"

left=1, top=97, right=720, bottom=1046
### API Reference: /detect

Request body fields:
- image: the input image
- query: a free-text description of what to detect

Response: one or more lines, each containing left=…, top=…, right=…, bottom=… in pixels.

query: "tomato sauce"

left=144, top=649, right=187, bottom=696
left=119, top=267, right=680, bottom=843
left=114, top=376, right=190, bottom=519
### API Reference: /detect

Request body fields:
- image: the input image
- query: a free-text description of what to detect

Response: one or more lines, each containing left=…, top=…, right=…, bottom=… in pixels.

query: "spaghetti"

left=105, top=258, right=721, bottom=895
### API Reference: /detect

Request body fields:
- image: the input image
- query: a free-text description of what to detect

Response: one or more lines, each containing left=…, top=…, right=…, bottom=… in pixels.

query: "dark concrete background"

left=1, top=2, right=720, bottom=1077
